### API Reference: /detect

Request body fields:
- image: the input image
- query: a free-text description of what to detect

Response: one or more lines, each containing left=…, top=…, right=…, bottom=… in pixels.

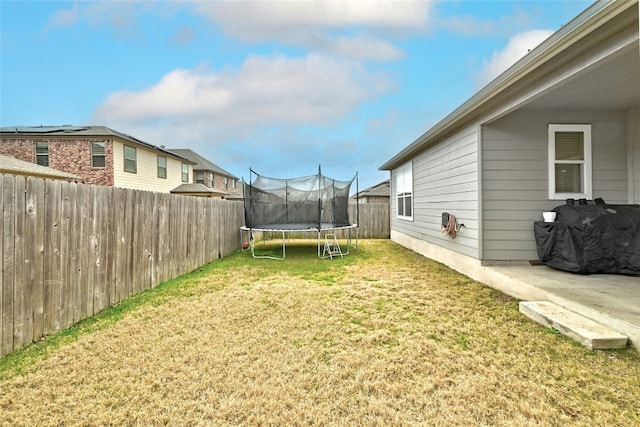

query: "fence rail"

left=1, top=174, right=389, bottom=357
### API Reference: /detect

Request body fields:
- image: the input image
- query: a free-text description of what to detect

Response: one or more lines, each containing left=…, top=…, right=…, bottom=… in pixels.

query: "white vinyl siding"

left=548, top=124, right=592, bottom=200
left=113, top=140, right=190, bottom=192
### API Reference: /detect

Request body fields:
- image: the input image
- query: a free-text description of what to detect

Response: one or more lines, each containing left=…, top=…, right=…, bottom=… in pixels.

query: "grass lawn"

left=1, top=240, right=638, bottom=426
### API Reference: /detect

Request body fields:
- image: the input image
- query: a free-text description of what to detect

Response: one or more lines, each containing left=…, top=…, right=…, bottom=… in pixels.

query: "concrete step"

left=519, top=301, right=628, bottom=350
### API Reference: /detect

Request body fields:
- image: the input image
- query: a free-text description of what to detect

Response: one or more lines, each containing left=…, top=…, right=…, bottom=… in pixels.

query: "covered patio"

left=480, top=264, right=640, bottom=352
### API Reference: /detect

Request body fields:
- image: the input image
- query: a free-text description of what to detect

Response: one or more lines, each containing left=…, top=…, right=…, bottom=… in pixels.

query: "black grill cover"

left=534, top=202, right=640, bottom=275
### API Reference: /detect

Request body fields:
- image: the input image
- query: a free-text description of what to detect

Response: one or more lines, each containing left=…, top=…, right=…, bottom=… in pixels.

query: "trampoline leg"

left=248, top=230, right=286, bottom=260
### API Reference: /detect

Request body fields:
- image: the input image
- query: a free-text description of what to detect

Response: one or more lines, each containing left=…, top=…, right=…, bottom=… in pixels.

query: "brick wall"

left=0, top=139, right=33, bottom=162
left=192, top=170, right=238, bottom=194
left=212, top=173, right=238, bottom=193
left=0, top=137, right=114, bottom=186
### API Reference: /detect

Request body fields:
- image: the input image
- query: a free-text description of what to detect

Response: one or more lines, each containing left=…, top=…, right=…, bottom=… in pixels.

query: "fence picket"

left=43, top=180, right=59, bottom=334
left=28, top=177, right=46, bottom=342
left=2, top=175, right=16, bottom=355
left=13, top=176, right=25, bottom=350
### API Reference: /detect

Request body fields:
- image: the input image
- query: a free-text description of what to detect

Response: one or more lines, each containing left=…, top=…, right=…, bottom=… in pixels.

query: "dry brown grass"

left=1, top=240, right=639, bottom=426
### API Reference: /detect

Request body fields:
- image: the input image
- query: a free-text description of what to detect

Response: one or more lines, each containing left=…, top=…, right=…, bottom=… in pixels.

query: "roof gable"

left=380, top=0, right=639, bottom=171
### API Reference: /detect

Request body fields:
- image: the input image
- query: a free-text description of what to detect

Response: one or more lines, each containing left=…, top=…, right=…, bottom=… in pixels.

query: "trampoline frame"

left=240, top=224, right=359, bottom=260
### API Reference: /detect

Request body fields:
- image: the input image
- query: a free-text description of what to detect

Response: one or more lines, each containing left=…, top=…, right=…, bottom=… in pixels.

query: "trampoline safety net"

left=244, top=168, right=356, bottom=230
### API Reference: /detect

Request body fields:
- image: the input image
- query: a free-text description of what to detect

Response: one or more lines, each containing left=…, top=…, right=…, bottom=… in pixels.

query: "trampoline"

left=240, top=167, right=359, bottom=260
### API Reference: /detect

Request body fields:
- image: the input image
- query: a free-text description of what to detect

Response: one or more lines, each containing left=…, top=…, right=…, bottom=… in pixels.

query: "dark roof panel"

left=0, top=125, right=192, bottom=163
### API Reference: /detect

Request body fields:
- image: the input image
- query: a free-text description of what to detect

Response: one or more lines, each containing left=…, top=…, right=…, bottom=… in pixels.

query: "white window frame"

left=548, top=124, right=592, bottom=200
left=35, top=141, right=49, bottom=166
left=124, top=145, right=137, bottom=173
left=395, top=161, right=413, bottom=220
left=157, top=156, right=167, bottom=179
left=181, top=163, right=189, bottom=183
left=91, top=141, right=106, bottom=168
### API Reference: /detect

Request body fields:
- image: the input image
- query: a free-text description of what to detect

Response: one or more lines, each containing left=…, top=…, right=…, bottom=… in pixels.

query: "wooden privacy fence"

left=1, top=174, right=390, bottom=357
left=1, top=174, right=244, bottom=357
left=348, top=203, right=390, bottom=239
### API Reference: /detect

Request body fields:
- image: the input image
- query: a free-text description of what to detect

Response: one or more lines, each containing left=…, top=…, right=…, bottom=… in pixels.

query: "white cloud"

left=44, top=2, right=155, bottom=39
left=93, top=53, right=394, bottom=138
left=324, top=35, right=404, bottom=61
left=43, top=1, right=432, bottom=60
left=45, top=4, right=81, bottom=29
left=193, top=0, right=433, bottom=60
left=195, top=0, right=431, bottom=35
left=94, top=68, right=233, bottom=121
left=436, top=6, right=536, bottom=37
left=475, top=29, right=553, bottom=88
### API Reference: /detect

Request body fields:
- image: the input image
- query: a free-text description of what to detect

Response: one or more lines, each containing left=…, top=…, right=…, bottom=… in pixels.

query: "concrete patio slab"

left=480, top=264, right=640, bottom=352
left=519, top=301, right=628, bottom=350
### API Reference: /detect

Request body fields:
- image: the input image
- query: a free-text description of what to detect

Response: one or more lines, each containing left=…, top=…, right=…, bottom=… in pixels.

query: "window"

left=209, top=172, right=214, bottom=187
left=124, top=145, right=137, bottom=173
left=224, top=176, right=228, bottom=190
left=548, top=124, right=592, bottom=200
left=157, top=156, right=167, bottom=178
left=91, top=142, right=106, bottom=168
left=232, top=179, right=237, bottom=189
left=196, top=171, right=205, bottom=184
left=396, top=162, right=413, bottom=219
left=181, top=163, right=189, bottom=182
left=35, top=141, right=49, bottom=166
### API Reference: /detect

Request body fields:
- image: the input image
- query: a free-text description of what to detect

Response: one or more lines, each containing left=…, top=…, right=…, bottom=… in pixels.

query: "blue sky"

left=1, top=0, right=594, bottom=191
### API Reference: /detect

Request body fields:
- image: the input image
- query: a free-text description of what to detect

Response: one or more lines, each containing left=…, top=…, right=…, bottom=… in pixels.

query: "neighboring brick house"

left=168, top=148, right=240, bottom=198
left=0, top=125, right=193, bottom=193
left=352, top=180, right=390, bottom=204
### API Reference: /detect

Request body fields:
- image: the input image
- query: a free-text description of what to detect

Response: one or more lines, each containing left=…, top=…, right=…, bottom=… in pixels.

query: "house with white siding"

left=0, top=125, right=193, bottom=193
left=380, top=0, right=639, bottom=276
